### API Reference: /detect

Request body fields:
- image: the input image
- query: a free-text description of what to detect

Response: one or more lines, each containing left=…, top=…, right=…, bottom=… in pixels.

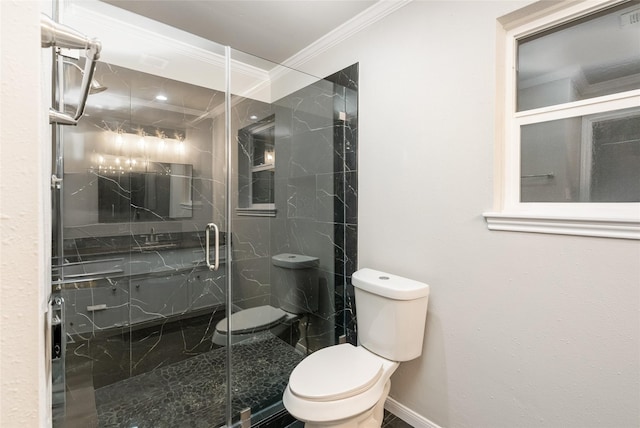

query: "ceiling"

left=100, top=0, right=378, bottom=64
left=76, top=1, right=380, bottom=130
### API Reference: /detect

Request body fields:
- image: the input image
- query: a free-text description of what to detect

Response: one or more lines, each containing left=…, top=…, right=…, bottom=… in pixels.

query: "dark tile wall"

left=273, top=63, right=359, bottom=349
left=230, top=63, right=359, bottom=350
left=325, top=64, right=359, bottom=345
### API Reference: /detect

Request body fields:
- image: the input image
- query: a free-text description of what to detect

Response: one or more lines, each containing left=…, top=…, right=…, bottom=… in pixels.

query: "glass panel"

left=57, top=60, right=228, bottom=427
left=590, top=110, right=640, bottom=201
left=517, top=1, right=640, bottom=111
left=520, top=107, right=640, bottom=202
left=52, top=2, right=359, bottom=427
left=229, top=48, right=359, bottom=425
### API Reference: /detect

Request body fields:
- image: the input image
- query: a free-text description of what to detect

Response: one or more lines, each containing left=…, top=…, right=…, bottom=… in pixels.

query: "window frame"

left=484, top=0, right=640, bottom=239
left=236, top=116, right=277, bottom=217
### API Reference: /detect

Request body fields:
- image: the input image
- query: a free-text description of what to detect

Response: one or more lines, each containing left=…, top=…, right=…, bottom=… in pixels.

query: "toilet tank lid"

left=352, top=268, right=429, bottom=300
left=272, top=253, right=319, bottom=269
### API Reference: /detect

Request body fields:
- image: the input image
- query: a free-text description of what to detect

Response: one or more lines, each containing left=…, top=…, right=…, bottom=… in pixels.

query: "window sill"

left=483, top=212, right=640, bottom=240
left=236, top=207, right=277, bottom=217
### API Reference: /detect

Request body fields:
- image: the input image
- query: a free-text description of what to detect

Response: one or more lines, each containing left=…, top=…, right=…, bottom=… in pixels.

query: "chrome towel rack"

left=521, top=173, right=555, bottom=179
left=41, top=14, right=102, bottom=125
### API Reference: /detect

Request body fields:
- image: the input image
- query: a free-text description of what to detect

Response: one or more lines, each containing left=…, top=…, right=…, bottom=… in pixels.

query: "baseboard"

left=384, top=397, right=443, bottom=428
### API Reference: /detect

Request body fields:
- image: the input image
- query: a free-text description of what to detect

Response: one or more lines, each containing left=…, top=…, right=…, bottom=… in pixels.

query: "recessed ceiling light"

left=155, top=94, right=168, bottom=101
left=249, top=115, right=258, bottom=120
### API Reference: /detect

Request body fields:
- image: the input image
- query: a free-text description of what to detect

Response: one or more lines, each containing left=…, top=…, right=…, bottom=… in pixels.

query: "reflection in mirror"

left=520, top=107, right=640, bottom=203
left=517, top=2, right=640, bottom=111
left=61, top=60, right=223, bottom=232
left=98, top=162, right=193, bottom=222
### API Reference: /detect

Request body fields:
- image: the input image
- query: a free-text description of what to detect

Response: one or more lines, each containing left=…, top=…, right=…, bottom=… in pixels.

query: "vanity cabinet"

left=130, top=274, right=190, bottom=324
left=188, top=265, right=226, bottom=311
left=60, top=245, right=227, bottom=335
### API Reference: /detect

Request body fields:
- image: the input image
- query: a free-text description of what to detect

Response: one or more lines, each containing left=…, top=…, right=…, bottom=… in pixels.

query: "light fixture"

left=137, top=130, right=146, bottom=149
left=93, top=127, right=188, bottom=172
left=115, top=129, right=124, bottom=146
left=249, top=115, right=258, bottom=120
left=155, top=94, right=168, bottom=101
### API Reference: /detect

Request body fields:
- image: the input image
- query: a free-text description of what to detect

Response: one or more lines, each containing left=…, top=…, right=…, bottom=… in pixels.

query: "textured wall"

left=0, top=1, right=51, bottom=426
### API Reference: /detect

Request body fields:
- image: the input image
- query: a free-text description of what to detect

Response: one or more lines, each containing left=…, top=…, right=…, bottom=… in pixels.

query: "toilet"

left=212, top=253, right=319, bottom=345
left=283, top=268, right=429, bottom=427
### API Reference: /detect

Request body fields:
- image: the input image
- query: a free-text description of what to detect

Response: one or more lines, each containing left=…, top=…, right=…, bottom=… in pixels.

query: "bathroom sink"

left=132, top=243, right=178, bottom=252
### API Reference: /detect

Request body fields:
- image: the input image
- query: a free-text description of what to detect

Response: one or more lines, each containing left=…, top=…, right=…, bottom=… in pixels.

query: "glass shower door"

left=51, top=2, right=358, bottom=426
left=53, top=55, right=230, bottom=426
left=225, top=49, right=359, bottom=425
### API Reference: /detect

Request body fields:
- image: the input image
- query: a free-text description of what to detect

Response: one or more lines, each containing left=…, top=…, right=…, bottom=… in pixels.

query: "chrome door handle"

left=205, top=223, right=219, bottom=271
left=50, top=296, right=65, bottom=361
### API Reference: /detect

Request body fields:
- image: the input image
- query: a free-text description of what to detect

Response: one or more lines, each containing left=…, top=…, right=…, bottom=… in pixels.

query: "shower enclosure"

left=50, top=1, right=358, bottom=427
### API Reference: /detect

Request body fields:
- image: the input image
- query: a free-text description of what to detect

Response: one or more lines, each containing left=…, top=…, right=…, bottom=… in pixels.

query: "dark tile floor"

left=95, top=331, right=303, bottom=427
left=56, top=309, right=414, bottom=428
left=285, top=410, right=414, bottom=428
left=65, top=309, right=227, bottom=391
left=381, top=411, right=414, bottom=428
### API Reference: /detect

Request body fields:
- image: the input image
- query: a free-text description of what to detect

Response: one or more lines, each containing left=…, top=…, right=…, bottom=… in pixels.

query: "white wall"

left=0, top=1, right=51, bottom=426
left=297, top=1, right=640, bottom=427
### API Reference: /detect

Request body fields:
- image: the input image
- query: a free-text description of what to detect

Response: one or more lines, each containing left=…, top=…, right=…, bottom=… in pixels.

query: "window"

left=237, top=115, right=277, bottom=216
left=485, top=0, right=640, bottom=239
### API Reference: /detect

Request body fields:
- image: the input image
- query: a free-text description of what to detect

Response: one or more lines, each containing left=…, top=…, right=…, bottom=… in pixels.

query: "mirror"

left=98, top=162, right=193, bottom=222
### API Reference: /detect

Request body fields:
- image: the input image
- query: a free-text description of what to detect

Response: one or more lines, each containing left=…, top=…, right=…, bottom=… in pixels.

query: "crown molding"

left=266, top=0, right=412, bottom=101
left=279, top=0, right=413, bottom=71
left=62, top=0, right=411, bottom=104
left=65, top=1, right=269, bottom=85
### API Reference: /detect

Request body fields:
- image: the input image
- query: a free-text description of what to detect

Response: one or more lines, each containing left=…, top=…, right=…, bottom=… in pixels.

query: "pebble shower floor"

left=95, top=332, right=304, bottom=427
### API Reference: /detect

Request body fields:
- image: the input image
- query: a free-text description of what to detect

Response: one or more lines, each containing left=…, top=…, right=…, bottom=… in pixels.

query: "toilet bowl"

left=212, top=253, right=319, bottom=346
left=283, top=268, right=430, bottom=427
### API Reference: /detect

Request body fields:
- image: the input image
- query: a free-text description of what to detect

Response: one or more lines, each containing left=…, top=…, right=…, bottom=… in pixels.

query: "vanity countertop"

left=55, top=232, right=227, bottom=288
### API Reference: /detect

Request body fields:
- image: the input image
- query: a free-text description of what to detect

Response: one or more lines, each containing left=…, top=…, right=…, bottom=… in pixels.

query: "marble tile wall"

left=326, top=64, right=359, bottom=345
left=229, top=63, right=359, bottom=350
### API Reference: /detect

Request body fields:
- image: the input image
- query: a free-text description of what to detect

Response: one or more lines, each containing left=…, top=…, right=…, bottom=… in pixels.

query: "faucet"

left=147, top=227, right=158, bottom=243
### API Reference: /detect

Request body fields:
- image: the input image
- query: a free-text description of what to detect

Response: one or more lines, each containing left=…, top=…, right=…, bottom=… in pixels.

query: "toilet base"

left=301, top=380, right=390, bottom=428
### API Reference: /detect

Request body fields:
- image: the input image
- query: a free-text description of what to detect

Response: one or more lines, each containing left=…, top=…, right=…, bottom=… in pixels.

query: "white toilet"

left=212, top=253, right=319, bottom=345
left=283, top=268, right=429, bottom=427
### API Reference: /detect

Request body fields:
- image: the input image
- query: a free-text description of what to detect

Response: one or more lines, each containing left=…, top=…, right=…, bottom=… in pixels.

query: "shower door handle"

left=205, top=223, right=220, bottom=271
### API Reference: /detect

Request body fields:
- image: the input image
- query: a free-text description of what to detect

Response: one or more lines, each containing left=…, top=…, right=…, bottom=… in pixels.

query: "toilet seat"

left=215, top=305, right=287, bottom=335
left=283, top=344, right=399, bottom=423
left=289, top=344, right=383, bottom=401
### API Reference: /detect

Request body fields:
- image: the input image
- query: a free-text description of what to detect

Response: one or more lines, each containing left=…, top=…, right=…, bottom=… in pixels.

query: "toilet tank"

left=272, top=253, right=319, bottom=314
left=352, top=268, right=429, bottom=361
